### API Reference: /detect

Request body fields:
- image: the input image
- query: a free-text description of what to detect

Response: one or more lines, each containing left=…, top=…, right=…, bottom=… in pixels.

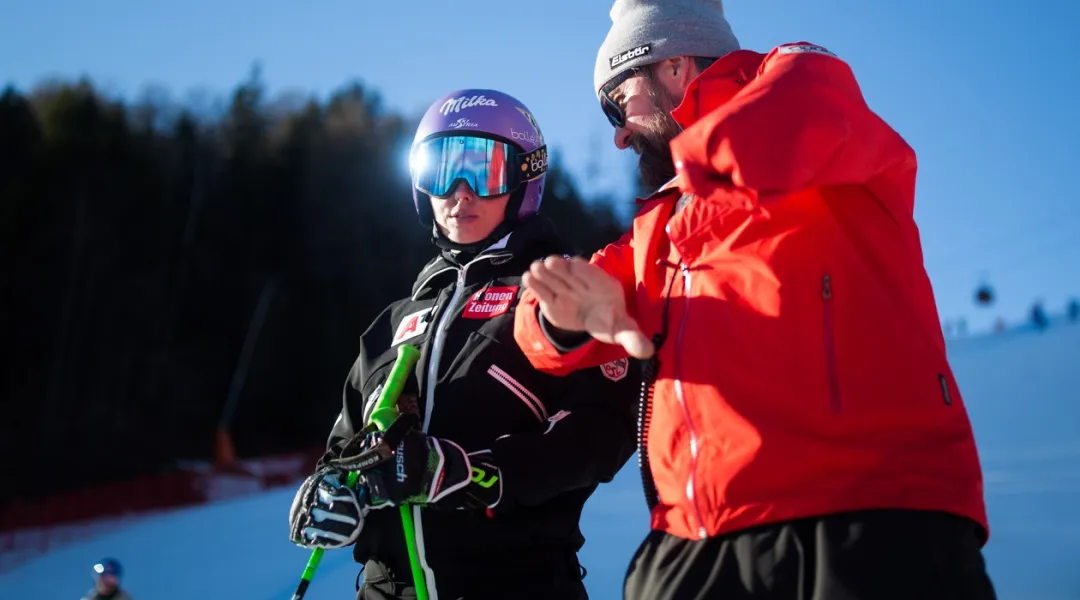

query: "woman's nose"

left=450, top=181, right=478, bottom=202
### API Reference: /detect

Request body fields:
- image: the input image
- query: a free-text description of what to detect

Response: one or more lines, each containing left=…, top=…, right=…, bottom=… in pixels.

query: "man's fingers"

left=522, top=272, right=557, bottom=304
left=528, top=255, right=605, bottom=298
left=611, top=312, right=654, bottom=359
left=557, top=256, right=601, bottom=292
left=528, top=258, right=578, bottom=297
left=615, top=329, right=655, bottom=360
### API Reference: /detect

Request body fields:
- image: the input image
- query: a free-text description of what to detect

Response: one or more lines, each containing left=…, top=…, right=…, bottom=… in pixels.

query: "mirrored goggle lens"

left=601, top=95, right=625, bottom=128
left=411, top=136, right=520, bottom=198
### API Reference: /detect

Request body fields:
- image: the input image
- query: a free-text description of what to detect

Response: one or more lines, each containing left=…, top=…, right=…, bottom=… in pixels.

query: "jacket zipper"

left=422, top=267, right=469, bottom=433
left=421, top=254, right=509, bottom=433
left=674, top=262, right=708, bottom=539
left=417, top=268, right=467, bottom=600
left=822, top=274, right=842, bottom=413
left=938, top=374, right=952, bottom=406
left=487, top=364, right=548, bottom=424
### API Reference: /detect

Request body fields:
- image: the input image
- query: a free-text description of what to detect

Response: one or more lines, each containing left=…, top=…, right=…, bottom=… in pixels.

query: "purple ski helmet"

left=409, top=89, right=548, bottom=229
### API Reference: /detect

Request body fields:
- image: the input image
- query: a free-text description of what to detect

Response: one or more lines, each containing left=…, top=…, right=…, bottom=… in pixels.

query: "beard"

left=629, top=80, right=683, bottom=192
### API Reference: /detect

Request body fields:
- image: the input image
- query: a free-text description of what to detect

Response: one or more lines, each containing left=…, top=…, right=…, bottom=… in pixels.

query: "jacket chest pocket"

left=473, top=314, right=550, bottom=428
left=485, top=362, right=549, bottom=425
left=427, top=285, right=553, bottom=440
left=433, top=321, right=553, bottom=443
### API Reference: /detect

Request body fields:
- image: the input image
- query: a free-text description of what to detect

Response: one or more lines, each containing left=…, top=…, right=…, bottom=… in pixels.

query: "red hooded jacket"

left=514, top=42, right=988, bottom=542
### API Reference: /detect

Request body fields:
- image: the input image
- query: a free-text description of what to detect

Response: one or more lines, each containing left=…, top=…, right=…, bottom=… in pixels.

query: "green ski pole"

left=290, top=343, right=422, bottom=600
left=366, top=344, right=429, bottom=600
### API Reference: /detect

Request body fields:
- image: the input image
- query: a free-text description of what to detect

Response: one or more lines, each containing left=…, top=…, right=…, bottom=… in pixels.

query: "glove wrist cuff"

left=422, top=445, right=505, bottom=512
left=461, top=450, right=504, bottom=512
left=425, top=438, right=473, bottom=504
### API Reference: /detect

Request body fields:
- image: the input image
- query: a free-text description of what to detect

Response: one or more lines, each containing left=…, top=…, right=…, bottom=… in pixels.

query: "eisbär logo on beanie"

left=610, top=44, right=651, bottom=69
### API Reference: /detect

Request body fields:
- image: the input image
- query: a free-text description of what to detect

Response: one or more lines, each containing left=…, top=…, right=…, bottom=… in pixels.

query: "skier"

left=513, top=0, right=996, bottom=598
left=1031, top=301, right=1049, bottom=331
left=81, top=558, right=133, bottom=600
left=288, top=88, right=638, bottom=600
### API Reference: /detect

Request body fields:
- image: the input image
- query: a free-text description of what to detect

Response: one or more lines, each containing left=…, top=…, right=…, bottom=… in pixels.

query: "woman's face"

left=430, top=181, right=509, bottom=244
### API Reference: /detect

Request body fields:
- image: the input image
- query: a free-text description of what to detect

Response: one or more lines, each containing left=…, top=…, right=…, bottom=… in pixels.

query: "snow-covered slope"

left=3, top=320, right=1078, bottom=599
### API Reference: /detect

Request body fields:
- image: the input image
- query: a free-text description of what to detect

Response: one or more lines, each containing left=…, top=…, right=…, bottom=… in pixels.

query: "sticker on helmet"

left=439, top=94, right=499, bottom=116
left=514, top=106, right=544, bottom=144
left=447, top=117, right=479, bottom=129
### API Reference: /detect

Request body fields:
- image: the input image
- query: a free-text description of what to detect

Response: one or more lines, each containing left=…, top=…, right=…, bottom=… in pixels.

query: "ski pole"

left=366, top=344, right=429, bottom=600
left=290, top=343, right=422, bottom=600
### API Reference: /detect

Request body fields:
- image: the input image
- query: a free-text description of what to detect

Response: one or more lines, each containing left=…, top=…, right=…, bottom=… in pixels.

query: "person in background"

left=81, top=558, right=132, bottom=600
left=287, top=88, right=638, bottom=600
left=513, top=0, right=997, bottom=598
left=1031, top=301, right=1049, bottom=331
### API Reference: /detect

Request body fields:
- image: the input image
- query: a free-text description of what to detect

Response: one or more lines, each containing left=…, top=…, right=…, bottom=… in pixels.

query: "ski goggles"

left=599, top=66, right=645, bottom=129
left=410, top=134, right=548, bottom=199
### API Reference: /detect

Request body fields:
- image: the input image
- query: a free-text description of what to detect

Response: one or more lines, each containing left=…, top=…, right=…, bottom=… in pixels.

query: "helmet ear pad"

left=414, top=186, right=435, bottom=228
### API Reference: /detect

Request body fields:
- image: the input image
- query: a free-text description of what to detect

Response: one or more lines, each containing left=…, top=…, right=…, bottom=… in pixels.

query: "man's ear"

left=654, top=56, right=697, bottom=95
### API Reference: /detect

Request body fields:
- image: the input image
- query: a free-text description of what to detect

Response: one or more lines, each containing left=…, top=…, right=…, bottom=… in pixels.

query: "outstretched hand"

left=522, top=256, right=654, bottom=359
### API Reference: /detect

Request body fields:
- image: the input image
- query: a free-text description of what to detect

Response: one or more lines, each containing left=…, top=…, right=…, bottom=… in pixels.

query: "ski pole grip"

left=369, top=344, right=421, bottom=432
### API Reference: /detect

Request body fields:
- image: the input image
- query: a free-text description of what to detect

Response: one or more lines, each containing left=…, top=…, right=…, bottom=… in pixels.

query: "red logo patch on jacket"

left=462, top=286, right=519, bottom=319
left=393, top=308, right=432, bottom=345
left=600, top=358, right=629, bottom=382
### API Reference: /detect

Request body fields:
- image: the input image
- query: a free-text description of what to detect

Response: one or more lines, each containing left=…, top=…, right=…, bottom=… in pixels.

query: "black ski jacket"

left=319, top=216, right=639, bottom=582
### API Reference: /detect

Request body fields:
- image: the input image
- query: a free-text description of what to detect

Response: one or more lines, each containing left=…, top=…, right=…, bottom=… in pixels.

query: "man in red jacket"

left=513, top=0, right=998, bottom=598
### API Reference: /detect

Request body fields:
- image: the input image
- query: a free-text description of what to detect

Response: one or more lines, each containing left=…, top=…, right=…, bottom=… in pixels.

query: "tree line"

left=0, top=68, right=629, bottom=505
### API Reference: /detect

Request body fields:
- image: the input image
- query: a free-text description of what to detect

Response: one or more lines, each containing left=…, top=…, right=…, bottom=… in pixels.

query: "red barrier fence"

left=0, top=447, right=323, bottom=574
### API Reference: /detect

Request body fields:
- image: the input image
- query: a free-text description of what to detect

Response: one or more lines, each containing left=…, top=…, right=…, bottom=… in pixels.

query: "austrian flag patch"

left=392, top=308, right=432, bottom=345
left=462, top=285, right=519, bottom=319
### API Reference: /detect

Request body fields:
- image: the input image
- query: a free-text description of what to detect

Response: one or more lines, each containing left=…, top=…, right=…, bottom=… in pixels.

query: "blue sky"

left=2, top=0, right=1078, bottom=332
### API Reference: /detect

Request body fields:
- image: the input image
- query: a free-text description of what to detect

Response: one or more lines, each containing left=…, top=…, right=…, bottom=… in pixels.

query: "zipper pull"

left=822, top=274, right=832, bottom=299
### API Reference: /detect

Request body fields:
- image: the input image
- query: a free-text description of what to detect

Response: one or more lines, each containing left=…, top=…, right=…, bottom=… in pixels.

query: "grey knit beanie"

left=594, top=0, right=740, bottom=97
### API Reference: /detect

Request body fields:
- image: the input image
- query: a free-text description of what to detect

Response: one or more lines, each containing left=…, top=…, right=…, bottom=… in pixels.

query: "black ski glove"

left=329, top=414, right=503, bottom=512
left=289, top=466, right=385, bottom=549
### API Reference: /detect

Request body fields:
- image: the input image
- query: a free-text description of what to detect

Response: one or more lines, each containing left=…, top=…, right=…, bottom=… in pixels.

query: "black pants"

left=624, top=509, right=997, bottom=600
left=357, top=553, right=588, bottom=600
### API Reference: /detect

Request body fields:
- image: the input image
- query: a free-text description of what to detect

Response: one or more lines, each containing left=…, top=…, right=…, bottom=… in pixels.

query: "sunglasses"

left=410, top=134, right=547, bottom=199
left=599, top=67, right=645, bottom=129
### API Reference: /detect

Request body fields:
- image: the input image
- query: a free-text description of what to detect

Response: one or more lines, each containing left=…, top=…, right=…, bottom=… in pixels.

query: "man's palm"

left=523, top=256, right=654, bottom=359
